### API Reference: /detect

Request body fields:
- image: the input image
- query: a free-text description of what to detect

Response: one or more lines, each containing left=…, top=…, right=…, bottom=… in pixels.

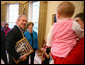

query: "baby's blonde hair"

left=57, top=1, right=75, bottom=18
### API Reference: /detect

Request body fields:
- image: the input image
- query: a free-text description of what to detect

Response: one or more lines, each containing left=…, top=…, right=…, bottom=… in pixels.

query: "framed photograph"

left=52, top=14, right=56, bottom=24
left=12, top=37, right=34, bottom=64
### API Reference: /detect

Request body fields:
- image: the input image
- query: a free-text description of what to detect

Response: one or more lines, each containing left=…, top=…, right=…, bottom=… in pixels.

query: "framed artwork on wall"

left=52, top=14, right=56, bottom=24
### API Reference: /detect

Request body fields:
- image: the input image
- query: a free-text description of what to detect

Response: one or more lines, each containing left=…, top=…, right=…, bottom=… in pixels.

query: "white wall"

left=45, top=1, right=84, bottom=40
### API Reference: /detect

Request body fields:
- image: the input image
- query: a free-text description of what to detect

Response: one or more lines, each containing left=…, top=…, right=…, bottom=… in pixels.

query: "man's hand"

left=19, top=54, right=28, bottom=61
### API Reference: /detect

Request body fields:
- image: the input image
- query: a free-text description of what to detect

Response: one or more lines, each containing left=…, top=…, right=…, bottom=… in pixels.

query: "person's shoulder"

left=1, top=29, right=5, bottom=36
left=67, top=19, right=74, bottom=23
left=24, top=30, right=28, bottom=34
left=8, top=27, right=11, bottom=30
left=24, top=31, right=30, bottom=36
left=53, top=22, right=57, bottom=25
left=7, top=28, right=14, bottom=35
left=1, top=29, right=4, bottom=33
left=7, top=25, right=17, bottom=34
left=52, top=23, right=58, bottom=28
left=33, top=31, right=37, bottom=34
left=53, top=22, right=58, bottom=26
left=6, top=28, right=15, bottom=37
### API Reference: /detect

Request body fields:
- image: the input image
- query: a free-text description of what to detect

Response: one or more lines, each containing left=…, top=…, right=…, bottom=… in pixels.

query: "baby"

left=46, top=1, right=83, bottom=64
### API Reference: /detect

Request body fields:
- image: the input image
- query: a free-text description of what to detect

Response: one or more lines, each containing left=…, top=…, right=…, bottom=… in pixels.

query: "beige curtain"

left=24, top=2, right=29, bottom=17
left=19, top=3, right=24, bottom=15
left=23, top=2, right=29, bottom=32
left=1, top=4, right=7, bottom=22
left=38, top=1, right=48, bottom=49
left=19, top=2, right=29, bottom=16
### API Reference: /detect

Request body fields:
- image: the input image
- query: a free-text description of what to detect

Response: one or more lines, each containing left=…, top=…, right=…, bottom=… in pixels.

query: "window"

left=28, top=1, right=40, bottom=34
left=6, top=3, right=19, bottom=28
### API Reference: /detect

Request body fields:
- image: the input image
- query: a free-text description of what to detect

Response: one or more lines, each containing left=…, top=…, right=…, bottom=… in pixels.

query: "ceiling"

left=1, top=1, right=29, bottom=5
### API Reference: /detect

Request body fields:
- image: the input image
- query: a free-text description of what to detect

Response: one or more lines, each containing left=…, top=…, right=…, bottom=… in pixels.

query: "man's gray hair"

left=17, top=14, right=27, bottom=21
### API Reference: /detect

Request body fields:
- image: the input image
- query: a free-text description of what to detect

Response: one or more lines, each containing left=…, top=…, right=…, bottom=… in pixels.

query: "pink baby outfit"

left=51, top=19, right=77, bottom=58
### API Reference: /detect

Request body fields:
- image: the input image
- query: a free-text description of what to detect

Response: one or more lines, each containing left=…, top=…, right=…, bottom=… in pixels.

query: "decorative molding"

left=1, top=1, right=28, bottom=5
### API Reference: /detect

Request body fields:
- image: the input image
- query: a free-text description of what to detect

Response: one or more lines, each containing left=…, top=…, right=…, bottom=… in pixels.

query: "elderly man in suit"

left=6, top=14, right=29, bottom=64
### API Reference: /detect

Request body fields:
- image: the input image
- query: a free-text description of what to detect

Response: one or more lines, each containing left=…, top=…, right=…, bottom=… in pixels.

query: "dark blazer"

left=1, top=29, right=6, bottom=55
left=6, top=25, right=24, bottom=64
left=1, top=29, right=7, bottom=64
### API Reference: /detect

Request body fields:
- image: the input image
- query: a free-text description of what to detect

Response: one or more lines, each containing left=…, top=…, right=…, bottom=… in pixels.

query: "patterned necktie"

left=20, top=29, right=24, bottom=37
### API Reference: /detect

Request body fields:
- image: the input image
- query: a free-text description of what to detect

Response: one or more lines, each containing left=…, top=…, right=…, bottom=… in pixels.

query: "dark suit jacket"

left=1, top=29, right=6, bottom=55
left=1, top=29, right=7, bottom=64
left=6, top=25, right=23, bottom=64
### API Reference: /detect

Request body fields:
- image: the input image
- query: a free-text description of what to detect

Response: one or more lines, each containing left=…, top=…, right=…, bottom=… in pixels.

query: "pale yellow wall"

left=45, top=1, right=84, bottom=40
left=1, top=4, right=7, bottom=22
